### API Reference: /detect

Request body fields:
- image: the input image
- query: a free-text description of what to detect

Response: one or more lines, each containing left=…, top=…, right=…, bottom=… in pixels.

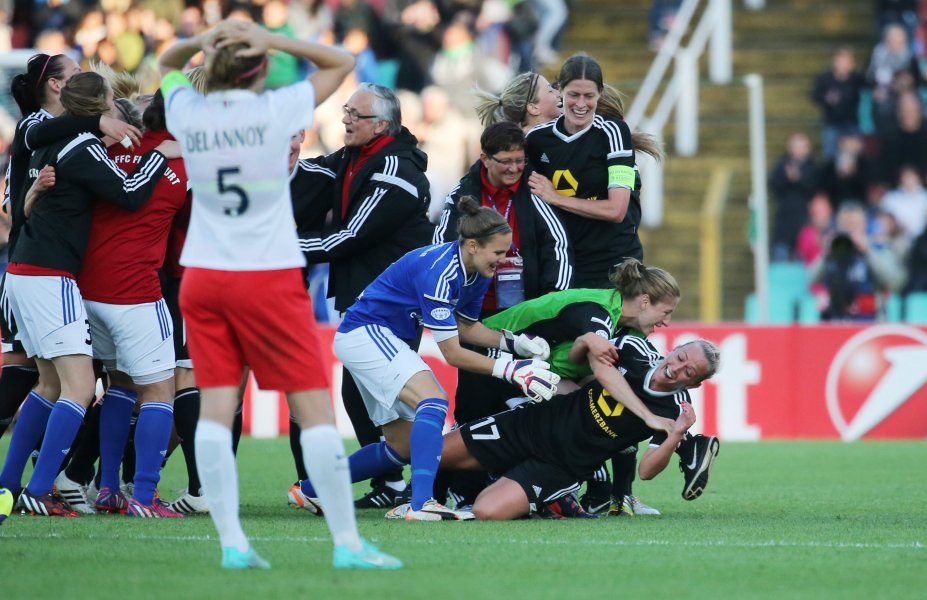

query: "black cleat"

left=677, top=434, right=720, bottom=500
left=546, top=493, right=599, bottom=519
left=354, top=484, right=410, bottom=509
left=17, top=489, right=79, bottom=517
left=579, top=479, right=612, bottom=515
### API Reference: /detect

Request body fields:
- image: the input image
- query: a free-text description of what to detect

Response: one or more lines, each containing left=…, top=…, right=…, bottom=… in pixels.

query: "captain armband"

left=607, top=165, right=635, bottom=189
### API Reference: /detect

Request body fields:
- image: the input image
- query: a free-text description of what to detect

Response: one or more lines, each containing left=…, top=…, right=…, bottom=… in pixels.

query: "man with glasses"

left=289, top=82, right=433, bottom=511
left=432, top=120, right=573, bottom=508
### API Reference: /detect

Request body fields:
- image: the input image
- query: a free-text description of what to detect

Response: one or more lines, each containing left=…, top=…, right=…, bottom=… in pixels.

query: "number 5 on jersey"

left=218, top=167, right=248, bottom=216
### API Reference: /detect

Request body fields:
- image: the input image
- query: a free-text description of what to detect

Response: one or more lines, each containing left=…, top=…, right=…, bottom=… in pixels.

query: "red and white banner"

left=242, top=324, right=927, bottom=441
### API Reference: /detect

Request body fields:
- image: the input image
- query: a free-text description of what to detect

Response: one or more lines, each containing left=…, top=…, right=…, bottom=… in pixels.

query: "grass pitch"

left=1, top=438, right=925, bottom=599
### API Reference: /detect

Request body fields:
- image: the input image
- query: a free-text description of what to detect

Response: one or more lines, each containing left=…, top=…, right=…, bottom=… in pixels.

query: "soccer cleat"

left=627, top=495, right=661, bottom=515
left=16, top=489, right=79, bottom=517
left=287, top=483, right=323, bottom=515
left=354, top=484, right=410, bottom=509
left=127, top=497, right=185, bottom=518
left=95, top=486, right=129, bottom=514
left=385, top=498, right=474, bottom=521
left=678, top=434, right=720, bottom=501
left=545, top=493, right=598, bottom=519
left=53, top=471, right=96, bottom=514
left=221, top=547, right=271, bottom=570
left=607, top=495, right=635, bottom=517
left=579, top=475, right=612, bottom=515
left=168, top=489, right=210, bottom=515
left=333, top=539, right=403, bottom=570
left=120, top=482, right=135, bottom=499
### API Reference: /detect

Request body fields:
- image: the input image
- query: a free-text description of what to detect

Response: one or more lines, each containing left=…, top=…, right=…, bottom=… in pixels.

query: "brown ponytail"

left=457, top=195, right=511, bottom=245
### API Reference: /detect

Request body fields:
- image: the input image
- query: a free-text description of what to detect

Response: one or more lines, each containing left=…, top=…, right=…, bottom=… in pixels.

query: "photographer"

left=808, top=202, right=906, bottom=320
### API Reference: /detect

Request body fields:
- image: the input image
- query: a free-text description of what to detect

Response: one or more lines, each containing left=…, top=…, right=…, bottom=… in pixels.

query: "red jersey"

left=78, top=130, right=189, bottom=303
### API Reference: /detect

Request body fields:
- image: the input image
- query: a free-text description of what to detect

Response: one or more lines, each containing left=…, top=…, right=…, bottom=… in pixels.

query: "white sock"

left=301, top=425, right=362, bottom=551
left=195, top=419, right=248, bottom=553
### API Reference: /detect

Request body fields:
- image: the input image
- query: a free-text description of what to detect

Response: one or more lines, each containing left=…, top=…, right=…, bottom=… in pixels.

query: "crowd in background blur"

left=771, top=0, right=927, bottom=320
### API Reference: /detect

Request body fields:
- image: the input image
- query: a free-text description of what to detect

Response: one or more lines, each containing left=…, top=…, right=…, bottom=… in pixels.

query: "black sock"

left=0, top=364, right=39, bottom=438
left=611, top=449, right=638, bottom=499
left=288, top=417, right=308, bottom=481
left=232, top=403, right=243, bottom=455
left=173, top=387, right=202, bottom=494
left=64, top=403, right=101, bottom=485
left=122, top=417, right=137, bottom=486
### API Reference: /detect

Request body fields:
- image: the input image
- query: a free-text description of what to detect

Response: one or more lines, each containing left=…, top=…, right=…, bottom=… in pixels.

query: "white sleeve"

left=268, top=81, right=316, bottom=135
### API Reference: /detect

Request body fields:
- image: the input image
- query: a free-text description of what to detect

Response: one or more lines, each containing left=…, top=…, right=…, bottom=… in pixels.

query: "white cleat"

left=287, top=483, right=323, bottom=515
left=385, top=498, right=475, bottom=521
left=53, top=472, right=96, bottom=514
left=168, top=488, right=210, bottom=515
left=627, top=495, right=661, bottom=515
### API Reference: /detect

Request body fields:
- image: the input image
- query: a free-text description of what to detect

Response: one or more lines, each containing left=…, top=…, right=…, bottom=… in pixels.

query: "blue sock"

left=300, top=440, right=407, bottom=497
left=0, top=391, right=54, bottom=492
left=98, top=385, right=137, bottom=492
left=26, top=399, right=85, bottom=496
left=133, top=402, right=173, bottom=504
left=409, top=398, right=448, bottom=511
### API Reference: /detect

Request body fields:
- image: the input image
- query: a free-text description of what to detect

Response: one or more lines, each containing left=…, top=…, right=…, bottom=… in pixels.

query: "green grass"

left=1, top=438, right=926, bottom=599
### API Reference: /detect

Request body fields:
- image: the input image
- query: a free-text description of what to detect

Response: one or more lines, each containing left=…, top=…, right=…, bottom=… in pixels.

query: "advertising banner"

left=242, top=324, right=927, bottom=441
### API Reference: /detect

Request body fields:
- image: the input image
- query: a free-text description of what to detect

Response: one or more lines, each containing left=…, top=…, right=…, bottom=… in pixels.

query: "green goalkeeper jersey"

left=482, top=288, right=625, bottom=381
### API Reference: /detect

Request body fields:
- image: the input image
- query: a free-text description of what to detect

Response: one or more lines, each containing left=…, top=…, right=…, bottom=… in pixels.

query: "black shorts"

left=0, top=272, right=25, bottom=354
left=504, top=458, right=581, bottom=512
left=160, top=273, right=189, bottom=365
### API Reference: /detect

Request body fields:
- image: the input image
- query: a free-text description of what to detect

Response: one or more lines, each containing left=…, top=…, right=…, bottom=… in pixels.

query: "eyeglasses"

left=489, top=155, right=527, bottom=168
left=342, top=105, right=379, bottom=123
left=519, top=72, right=541, bottom=125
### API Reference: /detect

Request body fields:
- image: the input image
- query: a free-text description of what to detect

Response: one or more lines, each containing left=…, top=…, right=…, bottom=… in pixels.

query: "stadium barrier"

left=241, top=323, right=927, bottom=441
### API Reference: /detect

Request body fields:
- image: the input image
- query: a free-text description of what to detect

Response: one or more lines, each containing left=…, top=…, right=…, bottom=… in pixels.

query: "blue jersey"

left=339, top=242, right=491, bottom=342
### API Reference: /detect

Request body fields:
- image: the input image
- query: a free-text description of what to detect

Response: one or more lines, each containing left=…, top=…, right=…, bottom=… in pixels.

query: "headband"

left=235, top=56, right=268, bottom=83
left=35, top=55, right=54, bottom=90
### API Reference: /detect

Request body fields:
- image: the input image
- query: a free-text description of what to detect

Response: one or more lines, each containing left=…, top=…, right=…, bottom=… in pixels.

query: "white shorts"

left=333, top=325, right=432, bottom=426
left=85, top=299, right=175, bottom=384
left=5, top=273, right=92, bottom=359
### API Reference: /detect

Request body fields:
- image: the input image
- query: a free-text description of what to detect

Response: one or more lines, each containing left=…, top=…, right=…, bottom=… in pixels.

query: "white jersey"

left=164, top=78, right=315, bottom=270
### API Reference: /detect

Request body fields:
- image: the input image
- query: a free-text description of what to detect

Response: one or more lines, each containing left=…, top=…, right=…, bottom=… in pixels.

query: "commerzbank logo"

left=552, top=169, right=578, bottom=196
left=825, top=324, right=927, bottom=441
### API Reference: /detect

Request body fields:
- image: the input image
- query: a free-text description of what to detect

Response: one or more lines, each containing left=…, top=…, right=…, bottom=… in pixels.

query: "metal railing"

left=699, top=165, right=734, bottom=321
left=626, top=0, right=733, bottom=228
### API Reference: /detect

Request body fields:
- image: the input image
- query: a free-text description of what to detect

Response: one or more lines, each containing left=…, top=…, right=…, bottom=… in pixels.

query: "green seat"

left=905, top=292, right=927, bottom=324
left=768, top=262, right=808, bottom=302
left=744, top=292, right=796, bottom=324
left=798, top=295, right=820, bottom=324
left=884, top=293, right=903, bottom=322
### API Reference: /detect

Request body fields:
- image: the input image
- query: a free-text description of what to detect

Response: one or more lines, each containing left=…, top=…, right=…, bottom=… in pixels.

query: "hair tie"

left=35, top=55, right=53, bottom=90
left=235, top=56, right=268, bottom=83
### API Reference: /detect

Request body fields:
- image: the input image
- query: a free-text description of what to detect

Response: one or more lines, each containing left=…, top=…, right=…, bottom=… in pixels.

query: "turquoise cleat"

left=221, top=546, right=271, bottom=570
left=333, top=539, right=403, bottom=570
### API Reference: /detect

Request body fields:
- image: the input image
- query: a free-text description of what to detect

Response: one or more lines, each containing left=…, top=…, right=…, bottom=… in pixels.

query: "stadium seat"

left=798, top=295, right=820, bottom=324
left=884, top=293, right=903, bottom=322
left=744, top=292, right=796, bottom=324
left=768, top=262, right=808, bottom=302
left=905, top=292, right=927, bottom=324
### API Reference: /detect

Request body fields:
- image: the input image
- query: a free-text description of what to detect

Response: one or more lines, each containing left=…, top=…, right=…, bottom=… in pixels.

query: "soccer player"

left=290, top=83, right=434, bottom=510
left=437, top=334, right=721, bottom=520
left=159, top=19, right=400, bottom=570
left=0, top=54, right=138, bottom=494
left=474, top=71, right=563, bottom=132
left=294, top=196, right=560, bottom=521
left=5, top=71, right=171, bottom=516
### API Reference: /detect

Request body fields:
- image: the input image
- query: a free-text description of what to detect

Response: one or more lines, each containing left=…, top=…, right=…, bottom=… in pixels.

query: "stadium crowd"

left=774, top=0, right=927, bottom=321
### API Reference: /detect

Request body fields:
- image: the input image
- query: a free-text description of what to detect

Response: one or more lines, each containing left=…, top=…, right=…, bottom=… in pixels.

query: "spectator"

left=531, top=0, right=568, bottom=66
left=262, top=0, right=302, bottom=89
left=867, top=24, right=921, bottom=123
left=809, top=202, right=906, bottom=320
left=770, top=131, right=818, bottom=261
left=880, top=164, right=927, bottom=240
left=382, top=0, right=443, bottom=93
left=876, top=0, right=919, bottom=49
left=877, top=91, right=927, bottom=186
left=811, top=46, right=865, bottom=159
left=648, top=0, right=683, bottom=50
left=342, top=27, right=379, bottom=85
left=419, top=85, right=470, bottom=219
left=796, top=193, right=835, bottom=266
left=903, top=226, right=927, bottom=292
left=817, top=132, right=876, bottom=213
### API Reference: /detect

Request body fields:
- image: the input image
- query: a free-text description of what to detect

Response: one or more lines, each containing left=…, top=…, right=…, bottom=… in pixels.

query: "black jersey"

left=11, top=132, right=166, bottom=277
left=461, top=332, right=687, bottom=479
left=525, top=114, right=642, bottom=288
left=3, top=111, right=102, bottom=257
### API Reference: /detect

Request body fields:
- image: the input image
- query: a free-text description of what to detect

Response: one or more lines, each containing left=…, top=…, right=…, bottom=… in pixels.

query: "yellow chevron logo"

left=552, top=169, right=578, bottom=196
left=596, top=390, right=625, bottom=417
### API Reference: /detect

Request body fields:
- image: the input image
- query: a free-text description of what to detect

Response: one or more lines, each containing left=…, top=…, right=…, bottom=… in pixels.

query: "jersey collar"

left=642, top=365, right=683, bottom=397
left=552, top=114, right=594, bottom=143
left=456, top=243, right=479, bottom=286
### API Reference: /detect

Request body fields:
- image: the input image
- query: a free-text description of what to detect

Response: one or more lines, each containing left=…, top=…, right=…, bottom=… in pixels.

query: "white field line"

left=1, top=531, right=924, bottom=550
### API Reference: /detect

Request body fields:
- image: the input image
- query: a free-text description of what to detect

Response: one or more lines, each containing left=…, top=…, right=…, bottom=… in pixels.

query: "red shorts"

left=179, top=267, right=329, bottom=391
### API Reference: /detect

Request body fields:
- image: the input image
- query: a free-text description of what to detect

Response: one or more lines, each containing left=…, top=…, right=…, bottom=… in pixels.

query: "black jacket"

left=432, top=159, right=573, bottom=301
left=12, top=132, right=166, bottom=277
left=294, top=127, right=434, bottom=312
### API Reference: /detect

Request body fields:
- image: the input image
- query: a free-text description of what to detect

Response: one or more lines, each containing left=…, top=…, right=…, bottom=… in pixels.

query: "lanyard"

left=486, top=193, right=517, bottom=253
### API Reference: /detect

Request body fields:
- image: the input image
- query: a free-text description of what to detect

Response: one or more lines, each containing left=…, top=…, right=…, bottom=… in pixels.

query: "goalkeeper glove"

left=492, top=355, right=560, bottom=402
left=500, top=329, right=551, bottom=360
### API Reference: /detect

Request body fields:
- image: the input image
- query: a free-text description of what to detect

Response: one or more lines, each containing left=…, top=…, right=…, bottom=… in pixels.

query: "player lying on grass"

left=432, top=333, right=721, bottom=520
